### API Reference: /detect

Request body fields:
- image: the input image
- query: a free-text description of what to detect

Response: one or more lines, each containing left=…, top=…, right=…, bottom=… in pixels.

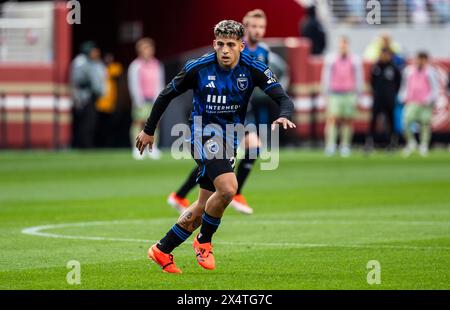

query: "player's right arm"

left=128, top=60, right=144, bottom=107
left=135, top=65, right=195, bottom=154
left=250, top=63, right=296, bottom=130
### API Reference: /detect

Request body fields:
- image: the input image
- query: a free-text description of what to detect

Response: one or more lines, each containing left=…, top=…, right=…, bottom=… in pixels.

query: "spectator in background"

left=128, top=38, right=165, bottom=160
left=407, top=0, right=430, bottom=24
left=429, top=0, right=450, bottom=24
left=295, top=0, right=332, bottom=27
left=326, top=0, right=364, bottom=24
left=300, top=5, right=327, bottom=55
left=70, top=41, right=106, bottom=149
left=344, top=0, right=365, bottom=24
left=366, top=48, right=402, bottom=152
left=95, top=53, right=123, bottom=148
left=322, top=36, right=363, bottom=157
left=400, top=51, right=439, bottom=157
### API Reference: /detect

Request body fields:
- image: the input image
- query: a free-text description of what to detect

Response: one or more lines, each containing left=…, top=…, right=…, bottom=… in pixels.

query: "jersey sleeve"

left=169, top=65, right=196, bottom=94
left=143, top=65, right=196, bottom=135
left=253, top=65, right=282, bottom=93
left=252, top=66, right=294, bottom=120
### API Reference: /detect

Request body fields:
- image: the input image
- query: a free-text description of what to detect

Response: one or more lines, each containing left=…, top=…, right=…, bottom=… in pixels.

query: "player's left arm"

left=253, top=66, right=296, bottom=130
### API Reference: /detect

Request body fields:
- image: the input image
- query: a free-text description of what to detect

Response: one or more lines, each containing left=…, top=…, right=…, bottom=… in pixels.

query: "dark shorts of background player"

left=191, top=136, right=236, bottom=193
left=245, top=95, right=270, bottom=137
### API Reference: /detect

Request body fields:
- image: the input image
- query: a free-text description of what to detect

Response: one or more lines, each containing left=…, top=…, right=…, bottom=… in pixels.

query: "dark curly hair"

left=213, top=20, right=245, bottom=40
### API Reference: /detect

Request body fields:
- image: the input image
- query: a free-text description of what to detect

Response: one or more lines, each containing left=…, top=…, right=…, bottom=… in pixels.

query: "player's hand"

left=135, top=130, right=154, bottom=155
left=271, top=117, right=296, bottom=130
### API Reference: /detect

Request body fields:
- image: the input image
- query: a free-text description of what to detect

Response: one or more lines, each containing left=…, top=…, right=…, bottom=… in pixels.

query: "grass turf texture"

left=0, top=149, right=449, bottom=289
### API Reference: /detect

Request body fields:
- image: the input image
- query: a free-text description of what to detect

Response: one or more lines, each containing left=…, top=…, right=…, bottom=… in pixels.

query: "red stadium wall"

left=113, top=0, right=305, bottom=63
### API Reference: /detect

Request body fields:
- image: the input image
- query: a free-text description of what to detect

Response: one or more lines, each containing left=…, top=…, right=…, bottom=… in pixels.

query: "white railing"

left=327, top=0, right=450, bottom=25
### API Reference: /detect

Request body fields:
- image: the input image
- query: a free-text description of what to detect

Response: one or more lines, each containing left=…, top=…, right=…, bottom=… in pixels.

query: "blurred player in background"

left=136, top=20, right=295, bottom=273
left=168, top=9, right=276, bottom=215
left=70, top=41, right=106, bottom=149
left=400, top=51, right=439, bottom=157
left=366, top=47, right=402, bottom=152
left=230, top=9, right=268, bottom=214
left=95, top=53, right=123, bottom=148
left=322, top=36, right=363, bottom=157
left=128, top=38, right=165, bottom=160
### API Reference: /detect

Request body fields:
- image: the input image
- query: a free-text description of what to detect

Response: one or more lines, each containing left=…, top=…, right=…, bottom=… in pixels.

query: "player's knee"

left=217, top=183, right=237, bottom=203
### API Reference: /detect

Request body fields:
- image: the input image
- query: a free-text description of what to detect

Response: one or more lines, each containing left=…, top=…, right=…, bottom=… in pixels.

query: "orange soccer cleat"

left=147, top=244, right=182, bottom=274
left=167, top=192, right=190, bottom=213
left=192, top=236, right=215, bottom=270
left=230, top=194, right=254, bottom=215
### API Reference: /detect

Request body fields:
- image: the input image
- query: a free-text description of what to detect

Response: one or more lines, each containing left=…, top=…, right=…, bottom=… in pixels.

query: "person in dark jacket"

left=300, top=5, right=326, bottom=55
left=70, top=41, right=106, bottom=148
left=366, top=48, right=402, bottom=151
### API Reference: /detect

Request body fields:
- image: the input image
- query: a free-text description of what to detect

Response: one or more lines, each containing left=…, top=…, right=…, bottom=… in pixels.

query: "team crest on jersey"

left=205, top=139, right=220, bottom=155
left=237, top=74, right=248, bottom=91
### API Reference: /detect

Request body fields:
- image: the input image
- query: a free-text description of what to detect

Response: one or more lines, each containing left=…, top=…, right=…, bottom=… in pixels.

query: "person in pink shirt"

left=128, top=38, right=165, bottom=159
left=400, top=51, right=439, bottom=157
left=321, top=36, right=363, bottom=157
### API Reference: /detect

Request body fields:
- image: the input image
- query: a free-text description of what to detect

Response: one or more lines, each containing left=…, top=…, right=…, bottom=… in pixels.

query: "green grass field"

left=0, top=149, right=449, bottom=289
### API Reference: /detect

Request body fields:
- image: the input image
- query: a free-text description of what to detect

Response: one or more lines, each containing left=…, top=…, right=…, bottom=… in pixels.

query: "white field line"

left=21, top=219, right=450, bottom=251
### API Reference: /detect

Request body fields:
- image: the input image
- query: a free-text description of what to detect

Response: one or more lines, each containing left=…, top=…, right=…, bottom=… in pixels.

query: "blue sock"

left=197, top=212, right=221, bottom=244
left=157, top=224, right=192, bottom=254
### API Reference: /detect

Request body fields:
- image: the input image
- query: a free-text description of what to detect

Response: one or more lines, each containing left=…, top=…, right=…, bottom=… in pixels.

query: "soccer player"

left=322, top=36, right=363, bottom=157
left=400, top=51, right=439, bottom=157
left=135, top=20, right=295, bottom=273
left=128, top=38, right=165, bottom=160
left=70, top=41, right=106, bottom=149
left=168, top=9, right=271, bottom=215
left=366, top=47, right=402, bottom=152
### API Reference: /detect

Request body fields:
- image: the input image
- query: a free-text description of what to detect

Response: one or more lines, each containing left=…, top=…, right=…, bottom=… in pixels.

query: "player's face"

left=245, top=17, right=266, bottom=44
left=380, top=50, right=391, bottom=63
left=213, top=37, right=245, bottom=69
left=139, top=44, right=154, bottom=60
left=89, top=48, right=101, bottom=61
left=339, top=38, right=349, bottom=56
left=416, top=56, right=428, bottom=68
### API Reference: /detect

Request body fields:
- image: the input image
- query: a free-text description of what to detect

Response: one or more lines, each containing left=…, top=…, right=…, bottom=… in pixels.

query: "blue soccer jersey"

left=243, top=42, right=269, bottom=65
left=144, top=52, right=293, bottom=150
